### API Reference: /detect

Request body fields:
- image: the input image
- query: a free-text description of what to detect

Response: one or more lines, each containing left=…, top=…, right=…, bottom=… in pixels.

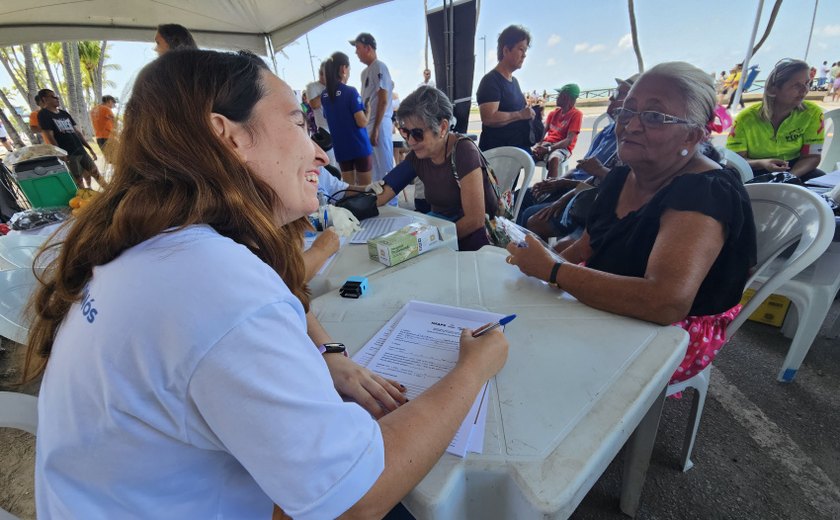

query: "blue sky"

left=3, top=0, right=840, bottom=107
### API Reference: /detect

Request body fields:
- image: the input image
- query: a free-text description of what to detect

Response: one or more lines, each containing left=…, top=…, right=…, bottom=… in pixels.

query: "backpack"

left=448, top=135, right=514, bottom=221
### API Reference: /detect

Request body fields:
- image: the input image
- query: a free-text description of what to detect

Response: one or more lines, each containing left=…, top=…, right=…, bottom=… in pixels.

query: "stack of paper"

left=353, top=300, right=503, bottom=457
left=349, top=216, right=415, bottom=244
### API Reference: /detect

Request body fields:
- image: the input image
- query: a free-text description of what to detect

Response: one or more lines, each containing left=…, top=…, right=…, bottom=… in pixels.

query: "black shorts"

left=339, top=156, right=372, bottom=172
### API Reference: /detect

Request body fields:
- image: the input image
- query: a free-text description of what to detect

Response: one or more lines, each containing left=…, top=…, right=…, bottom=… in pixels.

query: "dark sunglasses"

left=613, top=107, right=692, bottom=128
left=399, top=126, right=426, bottom=142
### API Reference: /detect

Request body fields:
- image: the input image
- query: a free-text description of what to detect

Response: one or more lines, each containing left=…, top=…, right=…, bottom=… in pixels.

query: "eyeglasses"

left=399, top=126, right=426, bottom=142
left=613, top=107, right=692, bottom=128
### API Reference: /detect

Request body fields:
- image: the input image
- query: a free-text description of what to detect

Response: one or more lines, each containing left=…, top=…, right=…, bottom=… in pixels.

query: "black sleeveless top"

left=585, top=166, right=757, bottom=317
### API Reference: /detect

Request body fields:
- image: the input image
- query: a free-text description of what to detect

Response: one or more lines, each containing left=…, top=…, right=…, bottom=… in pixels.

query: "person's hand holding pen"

left=454, top=321, right=511, bottom=383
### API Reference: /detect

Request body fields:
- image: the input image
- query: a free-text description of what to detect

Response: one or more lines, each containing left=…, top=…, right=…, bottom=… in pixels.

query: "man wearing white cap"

left=351, top=32, right=395, bottom=197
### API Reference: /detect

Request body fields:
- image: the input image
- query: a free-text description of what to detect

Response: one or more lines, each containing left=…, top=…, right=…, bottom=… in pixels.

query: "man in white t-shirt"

left=351, top=32, right=394, bottom=188
left=419, top=68, right=436, bottom=89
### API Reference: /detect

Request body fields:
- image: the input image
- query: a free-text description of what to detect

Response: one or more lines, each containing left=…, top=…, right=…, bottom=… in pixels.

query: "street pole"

left=804, top=0, right=819, bottom=62
left=305, top=34, right=316, bottom=81
left=479, top=35, right=486, bottom=75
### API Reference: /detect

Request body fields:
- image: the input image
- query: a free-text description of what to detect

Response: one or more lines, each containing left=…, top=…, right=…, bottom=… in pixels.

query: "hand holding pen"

left=472, top=314, right=517, bottom=337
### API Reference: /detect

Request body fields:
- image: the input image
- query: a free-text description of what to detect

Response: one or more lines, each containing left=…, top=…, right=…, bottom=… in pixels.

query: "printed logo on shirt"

left=54, top=117, right=75, bottom=134
left=80, top=285, right=98, bottom=324
left=783, top=129, right=804, bottom=143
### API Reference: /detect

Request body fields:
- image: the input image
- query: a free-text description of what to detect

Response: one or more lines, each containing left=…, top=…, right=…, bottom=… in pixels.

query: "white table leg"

left=620, top=387, right=666, bottom=517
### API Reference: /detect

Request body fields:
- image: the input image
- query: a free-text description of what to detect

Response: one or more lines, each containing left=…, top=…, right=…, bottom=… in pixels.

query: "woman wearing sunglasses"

left=726, top=59, right=825, bottom=181
left=506, top=62, right=757, bottom=386
left=366, top=85, right=500, bottom=251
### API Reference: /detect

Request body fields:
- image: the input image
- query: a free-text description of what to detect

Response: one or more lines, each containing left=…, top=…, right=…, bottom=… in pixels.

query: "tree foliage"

left=0, top=40, right=119, bottom=143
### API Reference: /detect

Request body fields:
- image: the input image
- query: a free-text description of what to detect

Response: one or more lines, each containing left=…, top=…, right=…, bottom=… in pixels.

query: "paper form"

left=349, top=216, right=415, bottom=243
left=358, top=301, right=504, bottom=456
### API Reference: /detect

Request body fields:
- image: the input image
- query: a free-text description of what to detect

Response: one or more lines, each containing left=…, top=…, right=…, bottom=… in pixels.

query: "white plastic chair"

left=483, top=146, right=536, bottom=221
left=0, top=234, right=49, bottom=270
left=0, top=268, right=44, bottom=345
left=818, top=108, right=840, bottom=173
left=722, top=148, right=754, bottom=184
left=667, top=183, right=834, bottom=471
left=0, top=391, right=38, bottom=520
left=590, top=111, right=610, bottom=140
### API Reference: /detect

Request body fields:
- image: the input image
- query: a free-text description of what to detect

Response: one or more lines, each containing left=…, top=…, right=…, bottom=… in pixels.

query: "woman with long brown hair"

left=26, top=49, right=508, bottom=519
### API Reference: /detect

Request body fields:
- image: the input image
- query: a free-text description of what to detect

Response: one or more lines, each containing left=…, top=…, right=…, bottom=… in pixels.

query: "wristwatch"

left=318, top=342, right=348, bottom=356
left=549, top=259, right=565, bottom=287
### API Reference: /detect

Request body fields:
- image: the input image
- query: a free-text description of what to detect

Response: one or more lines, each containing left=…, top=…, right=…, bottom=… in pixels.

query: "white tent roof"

left=0, top=0, right=389, bottom=54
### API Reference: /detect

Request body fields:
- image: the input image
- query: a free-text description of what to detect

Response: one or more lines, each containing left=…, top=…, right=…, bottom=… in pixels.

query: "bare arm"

left=789, top=154, right=821, bottom=178
left=551, top=131, right=579, bottom=151
left=454, top=167, right=486, bottom=238
left=737, top=151, right=788, bottom=172
left=479, top=101, right=534, bottom=128
left=74, top=126, right=97, bottom=158
left=309, top=96, right=322, bottom=110
left=508, top=209, right=726, bottom=325
left=41, top=129, right=57, bottom=146
left=368, top=89, right=388, bottom=146
left=306, top=310, right=408, bottom=418
left=302, top=228, right=340, bottom=282
left=339, top=328, right=508, bottom=519
left=353, top=109, right=368, bottom=128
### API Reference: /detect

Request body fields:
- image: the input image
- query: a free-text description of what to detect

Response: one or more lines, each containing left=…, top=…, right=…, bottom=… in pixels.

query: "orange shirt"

left=29, top=110, right=40, bottom=130
left=91, top=104, right=114, bottom=139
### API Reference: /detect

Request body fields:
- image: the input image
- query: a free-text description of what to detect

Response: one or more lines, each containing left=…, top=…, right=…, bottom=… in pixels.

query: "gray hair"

left=396, top=85, right=454, bottom=130
left=761, top=58, right=809, bottom=121
left=641, top=61, right=717, bottom=129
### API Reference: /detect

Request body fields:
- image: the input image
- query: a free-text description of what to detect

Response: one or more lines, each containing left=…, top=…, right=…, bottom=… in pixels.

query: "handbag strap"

left=449, top=134, right=494, bottom=187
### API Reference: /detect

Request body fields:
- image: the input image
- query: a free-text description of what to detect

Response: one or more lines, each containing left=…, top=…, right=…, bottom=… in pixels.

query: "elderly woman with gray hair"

left=506, top=62, right=757, bottom=385
left=727, top=58, right=825, bottom=181
left=367, top=85, right=499, bottom=250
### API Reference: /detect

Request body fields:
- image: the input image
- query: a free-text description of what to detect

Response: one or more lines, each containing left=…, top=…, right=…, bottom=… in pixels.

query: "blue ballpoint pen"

left=471, top=314, right=517, bottom=337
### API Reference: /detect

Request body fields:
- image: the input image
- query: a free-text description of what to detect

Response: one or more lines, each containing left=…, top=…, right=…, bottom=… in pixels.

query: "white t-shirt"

left=361, top=58, right=394, bottom=124
left=36, top=225, right=384, bottom=519
left=305, top=80, right=329, bottom=131
left=318, top=166, right=349, bottom=200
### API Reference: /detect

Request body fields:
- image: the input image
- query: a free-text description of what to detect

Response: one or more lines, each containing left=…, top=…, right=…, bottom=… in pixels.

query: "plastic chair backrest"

left=0, top=234, right=49, bottom=270
left=0, top=267, right=43, bottom=345
left=818, top=108, right=840, bottom=172
left=727, top=184, right=835, bottom=337
left=722, top=148, right=753, bottom=183
left=0, top=391, right=38, bottom=520
left=482, top=146, right=536, bottom=220
left=590, top=112, right=610, bottom=140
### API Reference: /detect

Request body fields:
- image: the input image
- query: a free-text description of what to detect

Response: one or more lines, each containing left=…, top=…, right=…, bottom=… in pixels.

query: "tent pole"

left=804, top=0, right=819, bottom=62
left=265, top=34, right=279, bottom=74
left=731, top=0, right=764, bottom=111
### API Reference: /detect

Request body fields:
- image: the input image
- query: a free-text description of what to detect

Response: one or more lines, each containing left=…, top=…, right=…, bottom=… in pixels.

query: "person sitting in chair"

left=531, top=83, right=582, bottom=179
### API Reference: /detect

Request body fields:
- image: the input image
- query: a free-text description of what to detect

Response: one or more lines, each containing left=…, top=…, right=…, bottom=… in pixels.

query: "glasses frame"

left=399, top=126, right=426, bottom=142
left=613, top=107, right=693, bottom=128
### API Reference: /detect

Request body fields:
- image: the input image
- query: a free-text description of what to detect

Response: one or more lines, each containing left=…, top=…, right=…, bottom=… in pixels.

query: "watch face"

left=322, top=343, right=346, bottom=354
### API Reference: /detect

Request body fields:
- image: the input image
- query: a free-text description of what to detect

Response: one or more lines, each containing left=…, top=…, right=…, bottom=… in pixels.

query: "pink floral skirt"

left=670, top=304, right=742, bottom=385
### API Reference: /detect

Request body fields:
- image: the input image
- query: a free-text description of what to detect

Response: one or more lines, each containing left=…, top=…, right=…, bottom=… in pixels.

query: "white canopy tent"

left=0, top=0, right=389, bottom=57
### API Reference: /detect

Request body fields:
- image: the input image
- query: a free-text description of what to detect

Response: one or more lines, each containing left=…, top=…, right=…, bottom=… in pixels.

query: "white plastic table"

left=308, top=206, right=458, bottom=297
left=312, top=246, right=687, bottom=519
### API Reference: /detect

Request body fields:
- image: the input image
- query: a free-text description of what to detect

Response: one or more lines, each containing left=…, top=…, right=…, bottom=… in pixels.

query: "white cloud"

left=618, top=33, right=633, bottom=50
left=546, top=57, right=557, bottom=66
left=819, top=24, right=840, bottom=36
left=547, top=34, right=562, bottom=47
left=573, top=42, right=590, bottom=53
left=589, top=44, right=607, bottom=53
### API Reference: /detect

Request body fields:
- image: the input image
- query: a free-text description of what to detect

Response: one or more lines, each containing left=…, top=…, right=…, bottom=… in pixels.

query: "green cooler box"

left=14, top=156, right=77, bottom=208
